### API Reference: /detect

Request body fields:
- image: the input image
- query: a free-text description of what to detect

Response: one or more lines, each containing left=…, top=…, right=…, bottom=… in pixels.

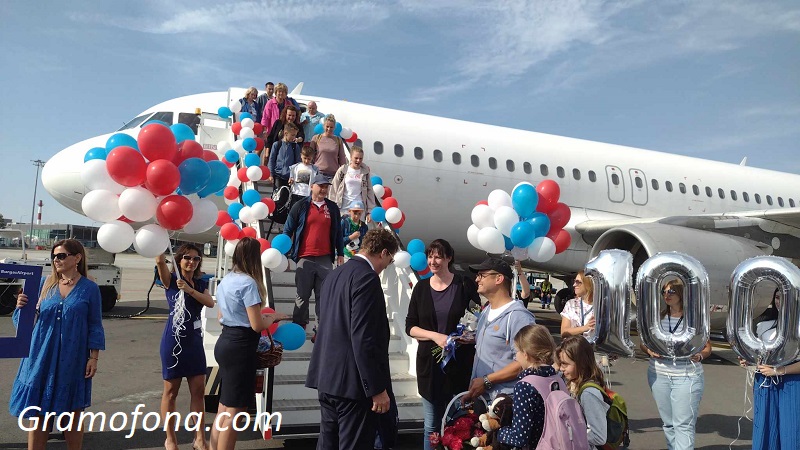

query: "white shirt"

left=649, top=315, right=704, bottom=375
left=560, top=298, right=594, bottom=338
left=343, top=167, right=362, bottom=207
left=486, top=300, right=514, bottom=322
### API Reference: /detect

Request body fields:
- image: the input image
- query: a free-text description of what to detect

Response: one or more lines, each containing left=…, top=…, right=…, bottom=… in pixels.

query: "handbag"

left=255, top=329, right=283, bottom=369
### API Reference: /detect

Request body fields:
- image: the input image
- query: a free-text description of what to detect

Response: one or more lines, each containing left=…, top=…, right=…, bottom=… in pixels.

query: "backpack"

left=577, top=382, right=630, bottom=450
left=269, top=185, right=292, bottom=224
left=521, top=375, right=590, bottom=450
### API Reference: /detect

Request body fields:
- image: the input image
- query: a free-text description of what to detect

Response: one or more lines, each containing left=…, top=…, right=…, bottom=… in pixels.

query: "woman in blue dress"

left=10, top=239, right=105, bottom=450
left=155, top=243, right=214, bottom=450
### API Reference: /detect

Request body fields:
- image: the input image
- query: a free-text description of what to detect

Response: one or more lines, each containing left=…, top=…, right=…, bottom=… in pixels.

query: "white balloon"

left=183, top=198, right=218, bottom=234
left=528, top=237, right=556, bottom=262
left=118, top=187, right=157, bottom=222
left=261, top=248, right=283, bottom=269
left=224, top=241, right=237, bottom=257
left=82, top=190, right=121, bottom=223
left=224, top=196, right=238, bottom=205
left=234, top=140, right=245, bottom=153
left=228, top=171, right=242, bottom=188
left=493, top=206, right=520, bottom=237
left=240, top=127, right=255, bottom=139
left=133, top=224, right=170, bottom=258
left=385, top=207, right=402, bottom=224
left=393, top=250, right=411, bottom=269
left=511, top=246, right=529, bottom=261
left=229, top=99, right=242, bottom=113
left=246, top=166, right=263, bottom=182
left=240, top=118, right=254, bottom=129
left=478, top=227, right=506, bottom=254
left=250, top=202, right=269, bottom=220
left=81, top=160, right=125, bottom=194
left=487, top=189, right=513, bottom=211
left=373, top=184, right=385, bottom=198
left=277, top=255, right=290, bottom=272
left=467, top=224, right=482, bottom=250
left=238, top=205, right=254, bottom=224
left=340, top=127, right=353, bottom=140
left=97, top=220, right=134, bottom=254
left=217, top=141, right=232, bottom=153
left=471, top=204, right=495, bottom=229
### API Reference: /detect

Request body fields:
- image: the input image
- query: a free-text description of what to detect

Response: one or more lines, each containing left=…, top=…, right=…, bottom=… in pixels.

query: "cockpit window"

left=117, top=113, right=154, bottom=131
left=148, top=112, right=174, bottom=125
left=178, top=113, right=200, bottom=134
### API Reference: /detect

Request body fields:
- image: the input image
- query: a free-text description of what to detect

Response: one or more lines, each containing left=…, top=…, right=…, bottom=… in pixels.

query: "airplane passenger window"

left=452, top=152, right=461, bottom=165
left=434, top=149, right=443, bottom=162
left=148, top=112, right=174, bottom=125
left=766, top=195, right=773, bottom=206
left=489, top=158, right=497, bottom=169
left=471, top=155, right=480, bottom=167
left=705, top=186, right=712, bottom=197
left=730, top=190, right=738, bottom=201
left=414, top=147, right=423, bottom=160
left=635, top=177, right=643, bottom=189
left=651, top=179, right=659, bottom=190
left=665, top=181, right=673, bottom=192
left=573, top=169, right=581, bottom=180
left=679, top=183, right=686, bottom=194
left=718, top=188, right=725, bottom=199
left=117, top=113, right=154, bottom=131
left=178, top=112, right=200, bottom=134
left=556, top=166, right=565, bottom=178
left=692, top=185, right=700, bottom=196
left=778, top=197, right=784, bottom=207
left=394, top=144, right=404, bottom=157
left=354, top=139, right=363, bottom=148
left=743, top=192, right=750, bottom=202
left=611, top=173, right=620, bottom=185
left=507, top=160, right=515, bottom=172
left=523, top=162, right=532, bottom=174
left=754, top=193, right=761, bottom=204
left=374, top=141, right=384, bottom=154
left=540, top=164, right=549, bottom=176
left=588, top=170, right=597, bottom=182
left=790, top=198, right=796, bottom=207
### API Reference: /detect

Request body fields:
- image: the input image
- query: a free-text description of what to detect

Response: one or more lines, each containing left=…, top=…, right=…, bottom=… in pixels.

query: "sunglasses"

left=52, top=252, right=76, bottom=261
left=182, top=255, right=202, bottom=262
left=662, top=288, right=677, bottom=296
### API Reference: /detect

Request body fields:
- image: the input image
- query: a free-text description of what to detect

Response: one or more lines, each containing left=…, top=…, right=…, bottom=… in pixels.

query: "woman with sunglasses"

left=10, top=239, right=105, bottom=449
left=640, top=280, right=712, bottom=450
left=560, top=270, right=595, bottom=338
left=155, top=244, right=214, bottom=450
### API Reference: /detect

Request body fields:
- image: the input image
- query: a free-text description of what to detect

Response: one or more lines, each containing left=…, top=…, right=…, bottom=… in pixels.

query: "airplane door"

left=629, top=169, right=648, bottom=205
left=605, top=165, right=625, bottom=203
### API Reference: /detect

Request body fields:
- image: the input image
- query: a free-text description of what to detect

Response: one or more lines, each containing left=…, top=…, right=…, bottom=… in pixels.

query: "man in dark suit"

left=306, top=229, right=399, bottom=450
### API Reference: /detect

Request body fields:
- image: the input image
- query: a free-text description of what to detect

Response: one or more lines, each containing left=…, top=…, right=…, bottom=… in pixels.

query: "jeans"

left=422, top=395, right=449, bottom=450
left=293, top=255, right=332, bottom=326
left=647, top=367, right=704, bottom=450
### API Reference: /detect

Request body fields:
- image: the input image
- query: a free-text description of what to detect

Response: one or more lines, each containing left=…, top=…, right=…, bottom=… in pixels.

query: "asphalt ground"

left=0, top=250, right=755, bottom=449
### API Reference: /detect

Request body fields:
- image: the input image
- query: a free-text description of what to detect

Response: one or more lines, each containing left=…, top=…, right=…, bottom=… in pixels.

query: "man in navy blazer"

left=306, top=229, right=399, bottom=449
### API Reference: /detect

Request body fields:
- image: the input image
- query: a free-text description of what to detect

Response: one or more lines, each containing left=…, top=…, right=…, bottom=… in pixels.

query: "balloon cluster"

left=260, top=307, right=305, bottom=351
left=389, top=239, right=429, bottom=279
left=81, top=123, right=232, bottom=257
left=312, top=121, right=359, bottom=143
left=369, top=176, right=406, bottom=231
left=467, top=180, right=571, bottom=262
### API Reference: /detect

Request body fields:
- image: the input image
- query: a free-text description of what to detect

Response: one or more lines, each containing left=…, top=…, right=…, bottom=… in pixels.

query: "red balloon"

left=216, top=211, right=233, bottom=226
left=536, top=180, right=560, bottom=205
left=547, top=229, right=572, bottom=254
left=254, top=137, right=265, bottom=151
left=202, top=150, right=219, bottom=162
left=117, top=215, right=133, bottom=223
left=224, top=160, right=235, bottom=168
left=262, top=198, right=276, bottom=213
left=257, top=238, right=271, bottom=253
left=253, top=123, right=263, bottom=136
left=174, top=140, right=204, bottom=164
left=346, top=132, right=358, bottom=143
left=476, top=200, right=488, bottom=206
left=260, top=166, right=271, bottom=180
left=382, top=187, right=392, bottom=199
left=260, top=307, right=279, bottom=335
left=107, top=146, right=147, bottom=187
left=418, top=266, right=430, bottom=276
left=382, top=197, right=399, bottom=209
left=237, top=167, right=249, bottom=182
left=242, top=227, right=258, bottom=239
left=139, top=123, right=178, bottom=162
left=548, top=202, right=572, bottom=231
left=536, top=192, right=558, bottom=214
left=156, top=195, right=193, bottom=230
left=223, top=186, right=239, bottom=200
left=394, top=211, right=406, bottom=228
left=145, top=160, right=180, bottom=196
left=220, top=222, right=240, bottom=240
left=231, top=122, right=243, bottom=135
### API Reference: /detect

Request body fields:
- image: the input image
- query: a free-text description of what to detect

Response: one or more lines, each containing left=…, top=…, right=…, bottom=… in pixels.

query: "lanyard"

left=579, top=300, right=593, bottom=326
left=668, top=315, right=683, bottom=334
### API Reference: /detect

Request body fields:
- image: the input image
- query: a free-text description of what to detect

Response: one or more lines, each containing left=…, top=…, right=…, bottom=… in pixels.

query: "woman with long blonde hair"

left=560, top=270, right=595, bottom=338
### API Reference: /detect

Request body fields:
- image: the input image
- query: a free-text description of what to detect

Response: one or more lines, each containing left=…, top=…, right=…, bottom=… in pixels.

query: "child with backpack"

left=288, top=145, right=319, bottom=205
left=557, top=335, right=629, bottom=449
left=495, top=324, right=589, bottom=449
left=268, top=122, right=302, bottom=191
left=341, top=201, right=368, bottom=260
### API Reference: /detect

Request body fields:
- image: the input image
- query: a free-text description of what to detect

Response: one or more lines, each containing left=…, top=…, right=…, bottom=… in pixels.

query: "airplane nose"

left=43, top=135, right=111, bottom=216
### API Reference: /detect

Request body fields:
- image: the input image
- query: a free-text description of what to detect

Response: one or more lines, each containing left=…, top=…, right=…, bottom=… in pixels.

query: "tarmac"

left=0, top=250, right=755, bottom=449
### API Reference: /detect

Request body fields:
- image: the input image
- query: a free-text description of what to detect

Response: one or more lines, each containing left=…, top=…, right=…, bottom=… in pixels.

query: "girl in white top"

left=560, top=270, right=595, bottom=339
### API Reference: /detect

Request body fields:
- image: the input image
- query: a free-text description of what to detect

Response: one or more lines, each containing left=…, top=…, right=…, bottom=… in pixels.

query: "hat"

left=469, top=257, right=513, bottom=281
left=347, top=200, right=365, bottom=211
left=311, top=173, right=331, bottom=185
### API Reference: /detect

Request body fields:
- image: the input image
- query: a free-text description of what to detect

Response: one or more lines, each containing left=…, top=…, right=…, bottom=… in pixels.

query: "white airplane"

left=43, top=86, right=800, bottom=327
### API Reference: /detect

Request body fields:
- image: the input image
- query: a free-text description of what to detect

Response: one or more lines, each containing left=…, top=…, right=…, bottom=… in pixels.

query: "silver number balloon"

left=636, top=252, right=710, bottom=359
left=584, top=249, right=635, bottom=357
left=727, top=256, right=800, bottom=366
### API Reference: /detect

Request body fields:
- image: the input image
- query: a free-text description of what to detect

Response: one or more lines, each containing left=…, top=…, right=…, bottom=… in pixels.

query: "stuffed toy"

left=469, top=394, right=513, bottom=450
left=436, top=412, right=485, bottom=450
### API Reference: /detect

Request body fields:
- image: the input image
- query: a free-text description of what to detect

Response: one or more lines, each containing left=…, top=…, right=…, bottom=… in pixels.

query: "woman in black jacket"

left=405, top=239, right=480, bottom=450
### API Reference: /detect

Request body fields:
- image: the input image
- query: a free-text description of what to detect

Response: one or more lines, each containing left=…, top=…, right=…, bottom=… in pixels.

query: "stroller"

left=269, top=185, right=292, bottom=225
left=433, top=392, right=489, bottom=449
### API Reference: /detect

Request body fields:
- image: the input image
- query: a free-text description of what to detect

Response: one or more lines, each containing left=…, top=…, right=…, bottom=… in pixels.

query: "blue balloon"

left=143, top=120, right=169, bottom=127
left=215, top=188, right=225, bottom=196
left=218, top=106, right=233, bottom=119
left=527, top=213, right=551, bottom=238
left=84, top=147, right=107, bottom=162
left=228, top=202, right=244, bottom=220
left=512, top=184, right=538, bottom=218
left=239, top=112, right=253, bottom=121
left=371, top=207, right=386, bottom=223
left=371, top=176, right=384, bottom=186
left=197, top=160, right=230, bottom=198
left=105, top=133, right=139, bottom=151
left=334, top=122, right=342, bottom=136
left=410, top=252, right=428, bottom=271
left=504, top=235, right=514, bottom=251
left=271, top=234, right=293, bottom=255
left=224, top=150, right=240, bottom=163
left=242, top=189, right=261, bottom=206
left=243, top=152, right=260, bottom=167
left=314, top=123, right=323, bottom=135
left=170, top=123, right=196, bottom=143
left=242, top=138, right=257, bottom=152
left=407, top=239, right=426, bottom=255
left=510, top=221, right=536, bottom=248
left=273, top=323, right=306, bottom=351
left=178, top=157, right=211, bottom=195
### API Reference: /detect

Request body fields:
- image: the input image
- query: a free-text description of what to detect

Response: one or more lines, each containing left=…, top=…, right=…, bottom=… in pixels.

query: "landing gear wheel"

left=99, top=286, right=117, bottom=312
left=555, top=288, right=573, bottom=314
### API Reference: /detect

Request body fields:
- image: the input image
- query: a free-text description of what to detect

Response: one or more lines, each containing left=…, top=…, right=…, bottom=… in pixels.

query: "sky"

left=1, top=0, right=799, bottom=226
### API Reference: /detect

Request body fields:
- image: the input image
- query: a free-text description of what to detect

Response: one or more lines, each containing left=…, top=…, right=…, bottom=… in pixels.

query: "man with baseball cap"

left=465, top=257, right=536, bottom=400
left=283, top=173, right=344, bottom=339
